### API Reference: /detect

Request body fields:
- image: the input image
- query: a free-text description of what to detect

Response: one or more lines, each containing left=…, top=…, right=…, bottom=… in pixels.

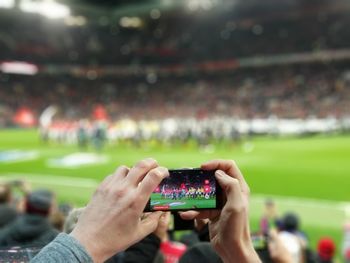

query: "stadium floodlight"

left=187, top=0, right=218, bottom=11
left=0, top=0, right=15, bottom=9
left=119, top=17, right=143, bottom=28
left=64, top=16, right=87, bottom=27
left=0, top=61, right=38, bottom=75
left=19, top=0, right=70, bottom=19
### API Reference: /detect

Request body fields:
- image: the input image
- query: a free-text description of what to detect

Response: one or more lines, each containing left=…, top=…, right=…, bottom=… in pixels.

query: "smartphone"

left=144, top=168, right=223, bottom=212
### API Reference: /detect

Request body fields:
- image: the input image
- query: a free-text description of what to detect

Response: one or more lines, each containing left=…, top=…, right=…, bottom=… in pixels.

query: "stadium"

left=0, top=0, right=349, bottom=262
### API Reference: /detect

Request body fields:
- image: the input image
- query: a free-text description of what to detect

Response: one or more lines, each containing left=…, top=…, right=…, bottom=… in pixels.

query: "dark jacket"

left=0, top=204, right=17, bottom=229
left=106, top=234, right=161, bottom=263
left=0, top=214, right=59, bottom=248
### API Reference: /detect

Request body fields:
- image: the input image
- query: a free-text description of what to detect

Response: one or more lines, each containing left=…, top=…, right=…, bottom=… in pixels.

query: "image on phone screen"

left=147, top=169, right=222, bottom=211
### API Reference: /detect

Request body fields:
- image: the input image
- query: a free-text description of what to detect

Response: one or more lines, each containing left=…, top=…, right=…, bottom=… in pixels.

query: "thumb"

left=139, top=211, right=163, bottom=237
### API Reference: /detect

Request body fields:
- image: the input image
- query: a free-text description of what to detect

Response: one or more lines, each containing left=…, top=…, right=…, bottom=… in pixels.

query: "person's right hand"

left=70, top=158, right=169, bottom=263
left=180, top=159, right=261, bottom=263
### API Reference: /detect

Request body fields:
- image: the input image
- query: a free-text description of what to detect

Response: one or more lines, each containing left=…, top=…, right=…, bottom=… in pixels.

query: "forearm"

left=31, top=233, right=93, bottom=263
left=221, top=239, right=262, bottom=263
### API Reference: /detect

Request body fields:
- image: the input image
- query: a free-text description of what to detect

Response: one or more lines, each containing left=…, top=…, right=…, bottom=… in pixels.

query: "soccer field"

left=150, top=193, right=216, bottom=210
left=0, top=129, right=349, bottom=254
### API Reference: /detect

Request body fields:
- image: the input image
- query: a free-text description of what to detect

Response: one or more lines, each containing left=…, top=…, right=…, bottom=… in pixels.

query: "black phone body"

left=144, top=168, right=223, bottom=212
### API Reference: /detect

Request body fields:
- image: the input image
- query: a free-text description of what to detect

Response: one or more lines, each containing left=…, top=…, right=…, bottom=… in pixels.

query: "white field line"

left=0, top=173, right=99, bottom=188
left=251, top=194, right=349, bottom=212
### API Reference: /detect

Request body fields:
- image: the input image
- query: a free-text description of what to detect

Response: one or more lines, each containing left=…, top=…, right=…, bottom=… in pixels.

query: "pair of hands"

left=70, top=159, right=261, bottom=263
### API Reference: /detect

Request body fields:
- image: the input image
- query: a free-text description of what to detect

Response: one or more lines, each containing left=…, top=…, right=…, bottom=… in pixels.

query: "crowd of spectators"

left=0, top=64, right=349, bottom=129
left=0, top=4, right=350, bottom=66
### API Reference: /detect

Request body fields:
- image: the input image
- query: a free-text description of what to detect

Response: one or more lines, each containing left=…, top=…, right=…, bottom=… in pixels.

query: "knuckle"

left=136, top=160, right=149, bottom=169
left=230, top=160, right=237, bottom=167
left=129, top=196, right=140, bottom=210
left=114, top=188, right=127, bottom=199
left=226, top=203, right=245, bottom=214
left=115, top=165, right=129, bottom=175
left=97, top=185, right=111, bottom=196
left=117, top=165, right=128, bottom=172
left=150, top=168, right=166, bottom=180
left=136, top=158, right=156, bottom=170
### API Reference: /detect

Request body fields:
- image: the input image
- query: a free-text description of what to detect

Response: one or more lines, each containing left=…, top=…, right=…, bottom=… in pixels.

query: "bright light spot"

left=20, top=0, right=70, bottom=19
left=150, top=9, right=161, bottom=19
left=0, top=61, right=38, bottom=75
left=65, top=16, right=87, bottom=27
left=119, top=17, right=143, bottom=28
left=0, top=0, right=14, bottom=9
left=187, top=0, right=218, bottom=11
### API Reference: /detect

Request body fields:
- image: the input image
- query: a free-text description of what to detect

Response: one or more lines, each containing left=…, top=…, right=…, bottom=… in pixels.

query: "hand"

left=180, top=160, right=261, bottom=263
left=70, top=158, right=169, bottom=263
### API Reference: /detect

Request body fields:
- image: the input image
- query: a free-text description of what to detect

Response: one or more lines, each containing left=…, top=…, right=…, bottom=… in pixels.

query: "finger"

left=202, top=159, right=249, bottom=195
left=179, top=211, right=200, bottom=220
left=215, top=170, right=243, bottom=206
left=137, top=167, right=169, bottom=206
left=179, top=210, right=220, bottom=220
left=139, top=211, right=163, bottom=237
left=126, top=158, right=158, bottom=186
left=99, top=165, right=129, bottom=189
left=110, top=165, right=129, bottom=184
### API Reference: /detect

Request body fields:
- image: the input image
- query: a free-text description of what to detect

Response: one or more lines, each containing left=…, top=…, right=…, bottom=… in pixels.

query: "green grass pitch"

left=150, top=193, right=216, bottom=210
left=0, top=129, right=349, bottom=258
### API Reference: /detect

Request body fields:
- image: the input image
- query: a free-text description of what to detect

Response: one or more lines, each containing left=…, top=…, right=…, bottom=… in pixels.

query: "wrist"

left=222, top=240, right=261, bottom=263
left=70, top=229, right=106, bottom=263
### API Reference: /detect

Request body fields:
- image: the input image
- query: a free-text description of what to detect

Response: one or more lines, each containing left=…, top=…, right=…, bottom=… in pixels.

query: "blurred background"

left=0, top=0, right=349, bottom=261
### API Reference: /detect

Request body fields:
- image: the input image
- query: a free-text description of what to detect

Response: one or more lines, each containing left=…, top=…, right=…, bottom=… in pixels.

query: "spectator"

left=0, top=183, right=17, bottom=229
left=343, top=222, right=350, bottom=263
left=0, top=189, right=59, bottom=248
left=316, top=237, right=336, bottom=263
left=179, top=242, right=222, bottom=263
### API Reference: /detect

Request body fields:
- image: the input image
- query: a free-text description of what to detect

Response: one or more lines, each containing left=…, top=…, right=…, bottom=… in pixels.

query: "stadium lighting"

left=64, top=16, right=87, bottom=27
left=119, top=17, right=143, bottom=28
left=187, top=0, right=218, bottom=11
left=0, top=0, right=15, bottom=9
left=0, top=61, right=38, bottom=75
left=19, top=0, right=70, bottom=19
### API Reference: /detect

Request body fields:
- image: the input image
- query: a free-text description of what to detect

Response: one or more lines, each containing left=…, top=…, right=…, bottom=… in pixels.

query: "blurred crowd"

left=0, top=64, right=349, bottom=129
left=0, top=6, right=349, bottom=65
left=1, top=180, right=349, bottom=262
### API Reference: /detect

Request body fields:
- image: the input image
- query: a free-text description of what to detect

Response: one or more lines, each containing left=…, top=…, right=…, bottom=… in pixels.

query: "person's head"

left=282, top=212, right=299, bottom=232
left=179, top=242, right=222, bottom=263
left=0, top=183, right=11, bottom=204
left=25, top=189, right=54, bottom=217
left=317, top=237, right=336, bottom=261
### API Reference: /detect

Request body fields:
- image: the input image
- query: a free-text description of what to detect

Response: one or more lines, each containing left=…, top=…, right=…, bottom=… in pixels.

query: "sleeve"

left=122, top=234, right=161, bottom=263
left=30, top=233, right=93, bottom=263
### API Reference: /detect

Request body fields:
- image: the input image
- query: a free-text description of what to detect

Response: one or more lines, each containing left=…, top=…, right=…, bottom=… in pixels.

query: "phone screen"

left=145, top=169, right=222, bottom=211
